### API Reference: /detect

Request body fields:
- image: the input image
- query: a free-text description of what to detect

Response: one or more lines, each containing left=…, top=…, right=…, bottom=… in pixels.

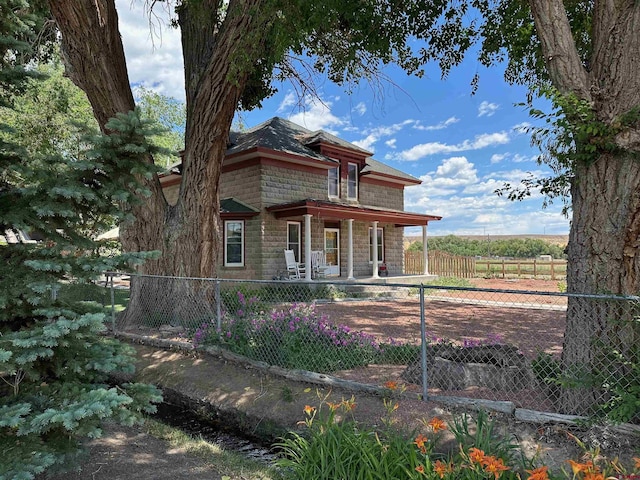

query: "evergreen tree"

left=0, top=2, right=161, bottom=478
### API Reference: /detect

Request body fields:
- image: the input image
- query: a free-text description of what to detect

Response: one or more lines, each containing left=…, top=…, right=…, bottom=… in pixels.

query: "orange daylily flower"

left=326, top=401, right=341, bottom=411
left=383, top=380, right=398, bottom=390
left=433, top=460, right=451, bottom=479
left=415, top=464, right=425, bottom=474
left=342, top=398, right=357, bottom=412
left=583, top=474, right=604, bottom=480
left=634, top=457, right=640, bottom=470
left=468, top=447, right=486, bottom=464
left=482, top=456, right=510, bottom=480
left=568, top=460, right=596, bottom=475
left=303, top=405, right=316, bottom=415
left=526, top=466, right=549, bottom=480
left=428, top=417, right=446, bottom=433
left=413, top=433, right=429, bottom=454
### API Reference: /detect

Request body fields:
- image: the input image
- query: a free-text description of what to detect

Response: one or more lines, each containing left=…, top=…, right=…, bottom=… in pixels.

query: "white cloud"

left=512, top=122, right=532, bottom=134
left=288, top=96, right=344, bottom=133
left=478, top=101, right=499, bottom=117
left=390, top=131, right=510, bottom=161
left=413, top=116, right=459, bottom=131
left=352, top=134, right=378, bottom=152
left=351, top=119, right=414, bottom=152
left=277, top=92, right=297, bottom=112
left=116, top=0, right=185, bottom=101
left=490, top=153, right=509, bottom=164
left=385, top=138, right=397, bottom=149
left=404, top=156, right=569, bottom=236
left=353, top=102, right=367, bottom=116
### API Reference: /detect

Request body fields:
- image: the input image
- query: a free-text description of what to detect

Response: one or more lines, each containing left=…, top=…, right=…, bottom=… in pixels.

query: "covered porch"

left=267, top=199, right=441, bottom=282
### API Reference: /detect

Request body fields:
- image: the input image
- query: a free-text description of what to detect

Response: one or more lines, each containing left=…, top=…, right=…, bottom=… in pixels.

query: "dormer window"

left=347, top=163, right=358, bottom=199
left=328, top=167, right=339, bottom=198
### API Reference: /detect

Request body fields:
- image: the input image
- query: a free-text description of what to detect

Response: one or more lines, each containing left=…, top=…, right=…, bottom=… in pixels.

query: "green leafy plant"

left=448, top=410, right=521, bottom=465
left=275, top=397, right=422, bottom=480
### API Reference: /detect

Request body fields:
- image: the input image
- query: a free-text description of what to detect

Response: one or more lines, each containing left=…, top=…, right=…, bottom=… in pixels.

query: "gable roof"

left=227, top=117, right=328, bottom=162
left=227, top=117, right=419, bottom=185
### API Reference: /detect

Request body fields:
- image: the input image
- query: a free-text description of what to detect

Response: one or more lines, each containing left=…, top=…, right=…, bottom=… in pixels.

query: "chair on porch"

left=311, top=250, right=330, bottom=278
left=284, top=249, right=306, bottom=279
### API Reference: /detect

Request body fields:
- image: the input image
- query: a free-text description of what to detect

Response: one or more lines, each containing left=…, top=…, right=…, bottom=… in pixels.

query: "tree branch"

left=528, top=0, right=591, bottom=102
left=48, top=0, right=135, bottom=129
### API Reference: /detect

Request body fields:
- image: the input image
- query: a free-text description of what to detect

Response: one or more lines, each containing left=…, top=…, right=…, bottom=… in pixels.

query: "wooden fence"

left=404, top=250, right=567, bottom=280
left=404, top=250, right=475, bottom=278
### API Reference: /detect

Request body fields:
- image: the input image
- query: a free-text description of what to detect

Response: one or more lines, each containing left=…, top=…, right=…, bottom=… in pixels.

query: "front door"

left=324, top=228, right=340, bottom=276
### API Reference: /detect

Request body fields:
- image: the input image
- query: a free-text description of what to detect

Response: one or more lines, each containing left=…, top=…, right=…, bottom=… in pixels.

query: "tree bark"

left=530, top=0, right=640, bottom=414
left=562, top=153, right=640, bottom=413
left=48, top=0, right=270, bottom=326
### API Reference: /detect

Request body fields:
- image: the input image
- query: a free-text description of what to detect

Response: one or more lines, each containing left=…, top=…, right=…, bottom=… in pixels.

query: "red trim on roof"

left=266, top=200, right=440, bottom=226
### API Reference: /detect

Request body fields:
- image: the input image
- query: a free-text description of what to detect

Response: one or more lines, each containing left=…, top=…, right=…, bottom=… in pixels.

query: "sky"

left=114, top=0, right=570, bottom=237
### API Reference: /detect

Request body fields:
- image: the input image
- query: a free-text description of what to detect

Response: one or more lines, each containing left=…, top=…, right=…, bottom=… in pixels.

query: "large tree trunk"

left=48, top=0, right=268, bottom=327
left=529, top=0, right=640, bottom=414
left=562, top=154, right=640, bottom=414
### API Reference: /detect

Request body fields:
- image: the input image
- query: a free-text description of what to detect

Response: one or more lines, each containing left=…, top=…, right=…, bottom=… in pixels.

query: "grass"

left=144, top=418, right=280, bottom=479
left=57, top=282, right=130, bottom=312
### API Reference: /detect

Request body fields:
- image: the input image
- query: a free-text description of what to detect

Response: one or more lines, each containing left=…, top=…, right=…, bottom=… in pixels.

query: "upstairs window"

left=347, top=163, right=358, bottom=199
left=224, top=220, right=244, bottom=267
left=328, top=167, right=339, bottom=198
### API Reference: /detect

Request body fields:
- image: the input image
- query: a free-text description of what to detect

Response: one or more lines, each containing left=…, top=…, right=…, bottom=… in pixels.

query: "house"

left=160, top=117, right=440, bottom=280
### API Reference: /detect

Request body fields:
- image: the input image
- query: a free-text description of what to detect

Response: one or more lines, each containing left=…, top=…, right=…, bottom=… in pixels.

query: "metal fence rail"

left=109, top=274, right=639, bottom=421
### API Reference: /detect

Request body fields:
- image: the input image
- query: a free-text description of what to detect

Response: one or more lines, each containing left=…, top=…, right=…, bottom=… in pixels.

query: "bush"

left=194, top=295, right=382, bottom=372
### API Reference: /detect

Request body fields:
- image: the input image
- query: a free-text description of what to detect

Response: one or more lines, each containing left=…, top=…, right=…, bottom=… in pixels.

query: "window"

left=328, top=167, right=339, bottom=197
left=347, top=163, right=358, bottom=199
left=224, top=220, right=244, bottom=266
left=287, top=222, right=301, bottom=261
left=369, top=227, right=384, bottom=263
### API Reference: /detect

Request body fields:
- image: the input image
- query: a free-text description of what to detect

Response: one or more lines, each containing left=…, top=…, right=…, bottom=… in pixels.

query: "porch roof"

left=266, top=199, right=441, bottom=226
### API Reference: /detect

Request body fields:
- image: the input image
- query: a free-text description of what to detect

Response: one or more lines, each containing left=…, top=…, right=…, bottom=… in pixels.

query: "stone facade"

left=158, top=116, right=433, bottom=280
left=173, top=159, right=413, bottom=280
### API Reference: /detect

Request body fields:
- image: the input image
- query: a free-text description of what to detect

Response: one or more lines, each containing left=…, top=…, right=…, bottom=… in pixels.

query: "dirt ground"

left=42, top=279, right=639, bottom=479
left=41, top=422, right=229, bottom=480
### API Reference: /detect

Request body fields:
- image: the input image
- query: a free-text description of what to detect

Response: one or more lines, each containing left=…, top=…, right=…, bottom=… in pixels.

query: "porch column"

left=347, top=219, right=354, bottom=280
left=372, top=220, right=379, bottom=279
left=304, top=214, right=312, bottom=281
left=422, top=224, right=429, bottom=275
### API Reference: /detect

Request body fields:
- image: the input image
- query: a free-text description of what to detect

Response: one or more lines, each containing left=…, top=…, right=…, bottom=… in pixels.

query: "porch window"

left=369, top=227, right=384, bottom=263
left=347, top=163, right=358, bottom=199
left=224, top=220, right=244, bottom=266
left=328, top=166, right=339, bottom=198
left=287, top=221, right=301, bottom=261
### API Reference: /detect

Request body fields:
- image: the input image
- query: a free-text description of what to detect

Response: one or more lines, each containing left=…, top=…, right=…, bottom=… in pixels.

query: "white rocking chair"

left=311, top=250, right=330, bottom=278
left=284, top=249, right=306, bottom=279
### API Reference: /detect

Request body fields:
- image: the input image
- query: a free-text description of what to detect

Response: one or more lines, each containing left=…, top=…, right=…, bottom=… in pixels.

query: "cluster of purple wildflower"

left=252, top=302, right=380, bottom=350
left=462, top=333, right=505, bottom=348
left=191, top=291, right=380, bottom=353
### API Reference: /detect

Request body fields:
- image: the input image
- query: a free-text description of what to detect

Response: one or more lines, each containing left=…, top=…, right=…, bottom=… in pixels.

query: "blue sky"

left=115, top=0, right=570, bottom=237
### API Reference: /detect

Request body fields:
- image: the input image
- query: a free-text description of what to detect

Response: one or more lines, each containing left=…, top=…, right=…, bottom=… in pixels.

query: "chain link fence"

left=108, top=274, right=640, bottom=422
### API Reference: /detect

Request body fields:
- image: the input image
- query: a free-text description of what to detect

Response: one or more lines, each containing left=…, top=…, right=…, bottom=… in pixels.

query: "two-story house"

left=160, top=117, right=440, bottom=280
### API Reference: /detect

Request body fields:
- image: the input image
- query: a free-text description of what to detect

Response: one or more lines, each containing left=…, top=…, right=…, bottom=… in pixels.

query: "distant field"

left=404, top=234, right=569, bottom=247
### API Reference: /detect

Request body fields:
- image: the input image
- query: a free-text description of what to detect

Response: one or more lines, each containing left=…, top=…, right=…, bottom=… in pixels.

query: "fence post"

left=419, top=283, right=428, bottom=402
left=109, top=272, right=116, bottom=335
left=215, top=279, right=222, bottom=330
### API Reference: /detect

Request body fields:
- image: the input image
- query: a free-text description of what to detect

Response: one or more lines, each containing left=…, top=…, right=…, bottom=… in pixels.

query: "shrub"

left=194, top=296, right=382, bottom=372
